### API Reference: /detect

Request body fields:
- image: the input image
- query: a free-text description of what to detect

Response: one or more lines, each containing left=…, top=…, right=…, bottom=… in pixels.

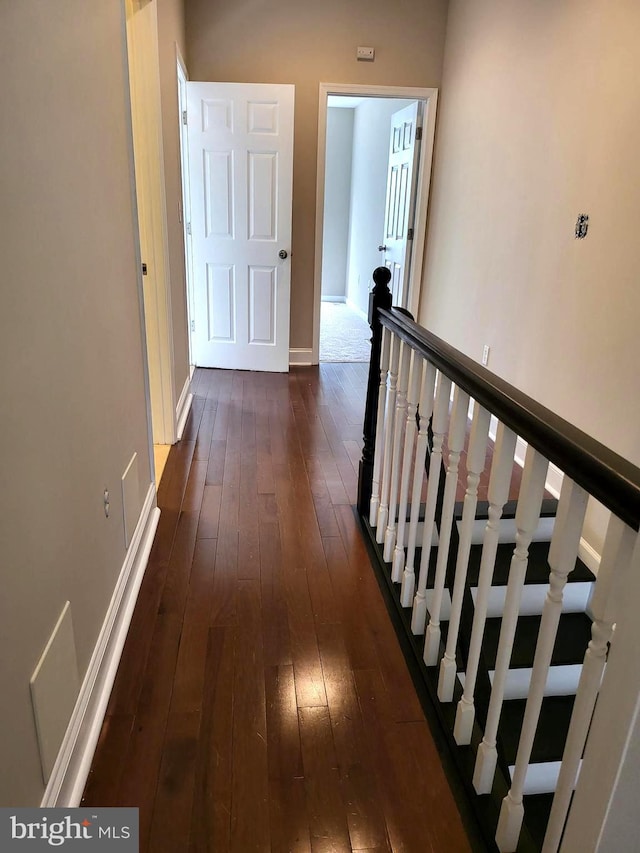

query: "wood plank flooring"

left=83, top=364, right=472, bottom=853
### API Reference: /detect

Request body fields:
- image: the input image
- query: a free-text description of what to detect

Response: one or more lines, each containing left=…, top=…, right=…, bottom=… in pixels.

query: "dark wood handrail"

left=378, top=305, right=640, bottom=531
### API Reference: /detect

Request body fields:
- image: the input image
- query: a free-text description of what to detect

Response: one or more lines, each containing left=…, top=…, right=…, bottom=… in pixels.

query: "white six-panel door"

left=381, top=101, right=421, bottom=308
left=187, top=82, right=294, bottom=371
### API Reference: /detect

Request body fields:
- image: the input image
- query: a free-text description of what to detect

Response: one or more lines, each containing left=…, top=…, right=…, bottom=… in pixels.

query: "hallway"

left=82, top=364, right=471, bottom=852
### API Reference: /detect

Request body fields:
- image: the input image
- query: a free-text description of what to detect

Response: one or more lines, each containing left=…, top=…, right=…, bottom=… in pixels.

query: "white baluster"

left=473, top=445, right=548, bottom=794
left=543, top=515, right=636, bottom=853
left=369, top=327, right=391, bottom=527
left=401, top=360, right=436, bottom=606
left=391, top=350, right=423, bottom=582
left=376, top=333, right=400, bottom=542
left=411, top=373, right=451, bottom=635
left=384, top=341, right=411, bottom=562
left=454, top=423, right=517, bottom=745
left=437, top=402, right=491, bottom=701
left=423, top=386, right=470, bottom=666
left=495, top=477, right=588, bottom=852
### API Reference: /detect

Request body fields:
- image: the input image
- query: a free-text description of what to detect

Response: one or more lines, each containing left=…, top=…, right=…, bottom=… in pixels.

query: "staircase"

left=365, top=496, right=596, bottom=850
left=357, top=268, right=640, bottom=851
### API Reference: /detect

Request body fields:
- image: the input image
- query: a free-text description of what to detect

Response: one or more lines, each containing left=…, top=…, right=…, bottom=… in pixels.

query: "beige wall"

left=186, top=0, right=449, bottom=349
left=420, top=0, right=640, bottom=475
left=0, top=1, right=152, bottom=805
left=157, top=0, right=190, bottom=399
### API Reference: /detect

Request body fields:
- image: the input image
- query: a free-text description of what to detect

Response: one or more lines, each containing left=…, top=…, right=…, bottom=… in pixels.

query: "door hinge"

left=186, top=222, right=192, bottom=236
left=142, top=262, right=148, bottom=275
left=191, top=319, right=195, bottom=332
left=415, top=126, right=423, bottom=141
left=182, top=109, right=188, bottom=126
left=407, top=228, right=414, bottom=240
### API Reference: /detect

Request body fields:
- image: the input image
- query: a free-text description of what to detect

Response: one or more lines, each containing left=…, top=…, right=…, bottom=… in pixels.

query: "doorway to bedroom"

left=314, top=84, right=438, bottom=364
left=319, top=96, right=413, bottom=362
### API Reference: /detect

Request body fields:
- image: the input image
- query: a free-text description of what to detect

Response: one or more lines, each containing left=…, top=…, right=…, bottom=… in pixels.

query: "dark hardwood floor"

left=83, top=363, right=472, bottom=852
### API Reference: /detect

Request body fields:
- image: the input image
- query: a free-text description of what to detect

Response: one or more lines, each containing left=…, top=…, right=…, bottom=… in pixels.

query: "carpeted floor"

left=320, top=301, right=371, bottom=362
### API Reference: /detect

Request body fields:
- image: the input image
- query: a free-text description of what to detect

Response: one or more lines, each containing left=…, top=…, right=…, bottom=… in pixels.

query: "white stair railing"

left=473, top=445, right=548, bottom=794
left=454, top=422, right=517, bottom=744
left=392, top=350, right=423, bottom=582
left=360, top=288, right=640, bottom=852
left=411, top=371, right=451, bottom=636
left=376, top=333, right=400, bottom=541
left=495, top=477, right=588, bottom=851
left=542, top=515, right=636, bottom=852
left=369, top=327, right=391, bottom=526
left=400, top=360, right=436, bottom=605
left=423, top=386, right=470, bottom=666
left=438, top=401, right=491, bottom=701
left=384, top=341, right=411, bottom=561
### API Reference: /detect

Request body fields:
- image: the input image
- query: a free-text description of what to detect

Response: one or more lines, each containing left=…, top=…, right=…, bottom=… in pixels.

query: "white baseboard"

left=289, top=348, right=314, bottom=366
left=321, top=295, right=346, bottom=303
left=175, top=375, right=193, bottom=442
left=41, top=484, right=161, bottom=807
left=578, top=537, right=601, bottom=575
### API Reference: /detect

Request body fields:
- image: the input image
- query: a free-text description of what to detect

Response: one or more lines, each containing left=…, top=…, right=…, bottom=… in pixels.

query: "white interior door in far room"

left=177, top=58, right=195, bottom=369
left=381, top=101, right=421, bottom=307
left=187, top=82, right=294, bottom=372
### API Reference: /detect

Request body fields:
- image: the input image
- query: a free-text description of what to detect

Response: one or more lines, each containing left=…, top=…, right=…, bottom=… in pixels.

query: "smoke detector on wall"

left=356, top=46, right=375, bottom=61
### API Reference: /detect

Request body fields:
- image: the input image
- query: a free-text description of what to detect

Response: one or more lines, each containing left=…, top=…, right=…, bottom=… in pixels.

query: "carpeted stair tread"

left=482, top=612, right=592, bottom=670
left=499, top=696, right=576, bottom=766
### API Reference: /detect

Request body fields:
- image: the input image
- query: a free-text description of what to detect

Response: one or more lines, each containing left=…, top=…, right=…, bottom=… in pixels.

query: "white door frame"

left=125, top=0, right=177, bottom=446
left=313, top=82, right=438, bottom=364
left=176, top=50, right=195, bottom=373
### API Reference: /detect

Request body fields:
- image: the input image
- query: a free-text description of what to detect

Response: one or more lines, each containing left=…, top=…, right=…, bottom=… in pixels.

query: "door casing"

left=313, top=83, right=438, bottom=364
left=176, top=52, right=195, bottom=373
left=125, top=0, right=177, bottom=446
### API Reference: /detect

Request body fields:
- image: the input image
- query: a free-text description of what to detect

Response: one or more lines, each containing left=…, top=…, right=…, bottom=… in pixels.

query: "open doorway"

left=320, top=96, right=417, bottom=362
left=313, top=84, right=438, bottom=365
left=125, top=0, right=177, bottom=485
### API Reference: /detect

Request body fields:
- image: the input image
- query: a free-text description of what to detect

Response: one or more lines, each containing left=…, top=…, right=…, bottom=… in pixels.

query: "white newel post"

left=423, top=386, right=470, bottom=666
left=384, top=341, right=411, bottom=562
left=473, top=445, right=548, bottom=794
left=454, top=423, right=517, bottom=745
left=401, top=360, right=436, bottom=606
left=495, top=477, right=588, bottom=852
left=543, top=515, right=637, bottom=852
left=376, top=333, right=400, bottom=542
left=411, top=372, right=451, bottom=635
left=437, top=402, right=491, bottom=701
left=369, top=327, right=391, bottom=527
left=392, top=350, right=423, bottom=582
